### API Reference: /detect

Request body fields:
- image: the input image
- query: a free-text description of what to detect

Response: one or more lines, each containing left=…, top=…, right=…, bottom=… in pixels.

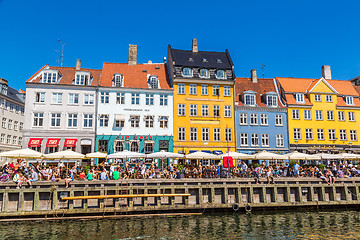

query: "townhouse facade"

left=0, top=78, right=25, bottom=152
left=23, top=60, right=100, bottom=155
left=276, top=65, right=360, bottom=153
left=96, top=45, right=173, bottom=155
left=235, top=70, right=289, bottom=161
left=167, top=39, right=236, bottom=155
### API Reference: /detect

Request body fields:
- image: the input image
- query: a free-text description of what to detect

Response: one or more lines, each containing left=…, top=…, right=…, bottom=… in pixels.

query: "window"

left=42, top=71, right=57, bottom=83
left=261, top=134, right=269, bottom=147
left=35, top=92, right=45, bottom=103
left=292, top=110, right=300, bottom=119
left=293, top=128, right=301, bottom=140
left=326, top=95, right=333, bottom=102
left=6, top=135, right=11, bottom=144
left=305, top=128, right=313, bottom=140
left=113, top=74, right=123, bottom=87
left=144, top=142, right=154, bottom=154
left=327, top=111, right=334, bottom=121
left=130, top=116, right=140, bottom=128
left=178, top=104, right=185, bottom=116
left=201, top=85, right=208, bottom=95
left=149, top=76, right=158, bottom=89
left=315, top=110, right=323, bottom=120
left=130, top=141, right=139, bottom=152
left=251, top=134, right=259, bottom=146
left=224, top=86, right=231, bottom=96
left=239, top=113, right=247, bottom=125
left=202, top=128, right=209, bottom=141
left=224, top=105, right=231, bottom=117
left=114, top=140, right=124, bottom=152
left=2, top=118, right=6, bottom=128
left=202, top=105, right=209, bottom=116
left=304, top=110, right=311, bottom=120
left=100, top=92, right=109, bottom=104
left=182, top=67, right=192, bottom=77
left=159, top=116, right=168, bottom=128
left=160, top=95, right=168, bottom=106
left=131, top=93, right=140, bottom=105
left=260, top=114, right=268, bottom=125
left=34, top=113, right=44, bottom=127
left=213, top=105, right=220, bottom=117
left=244, top=94, right=256, bottom=106
left=314, top=95, right=321, bottom=102
left=349, top=112, right=355, bottom=121
left=190, top=104, right=197, bottom=116
left=68, top=113, right=78, bottom=127
left=84, top=94, right=94, bottom=105
left=216, top=70, right=226, bottom=79
left=99, top=114, right=109, bottom=127
left=338, top=111, right=345, bottom=121
left=250, top=114, right=258, bottom=125
left=98, top=140, right=108, bottom=152
left=50, top=113, right=61, bottom=127
left=240, top=133, right=248, bottom=146
left=75, top=73, right=90, bottom=85
left=225, top=128, right=232, bottom=142
left=345, top=96, right=354, bottom=105
left=275, top=114, right=283, bottom=126
left=116, top=93, right=125, bottom=104
left=200, top=69, right=209, bottom=78
left=8, top=119, right=12, bottom=130
left=267, top=95, right=277, bottom=107
left=178, top=127, right=186, bottom=141
left=213, top=85, right=220, bottom=96
left=14, top=121, right=18, bottom=131
left=178, top=83, right=185, bottom=94
left=115, top=120, right=124, bottom=128
left=214, top=128, right=221, bottom=141
left=317, top=129, right=325, bottom=140
left=146, top=94, right=154, bottom=106
left=145, top=116, right=154, bottom=128
left=83, top=114, right=93, bottom=128
left=190, top=84, right=197, bottom=95
left=276, top=135, right=284, bottom=147
left=19, top=122, right=23, bottom=132
left=190, top=128, right=197, bottom=141
left=51, top=93, right=62, bottom=104
left=350, top=130, right=357, bottom=141
left=18, top=137, right=22, bottom=146
left=0, top=134, right=4, bottom=143
left=295, top=93, right=305, bottom=103
left=11, top=136, right=16, bottom=145
left=340, top=129, right=347, bottom=141
left=329, top=129, right=336, bottom=140
left=68, top=94, right=79, bottom=104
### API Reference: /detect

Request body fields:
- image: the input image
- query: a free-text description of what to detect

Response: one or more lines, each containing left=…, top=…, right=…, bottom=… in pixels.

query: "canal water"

left=0, top=210, right=359, bottom=239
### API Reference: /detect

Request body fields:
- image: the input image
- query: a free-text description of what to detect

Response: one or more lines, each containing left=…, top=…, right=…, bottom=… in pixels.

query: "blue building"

left=235, top=70, right=289, bottom=165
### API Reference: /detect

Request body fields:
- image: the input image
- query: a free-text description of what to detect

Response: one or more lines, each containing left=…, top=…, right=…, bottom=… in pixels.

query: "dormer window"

left=217, top=59, right=222, bottom=63
left=267, top=95, right=278, bottom=107
left=199, top=69, right=209, bottom=78
left=202, top=58, right=208, bottom=62
left=345, top=96, right=354, bottom=105
left=188, top=58, right=194, bottom=62
left=42, top=70, right=58, bottom=84
left=149, top=75, right=159, bottom=89
left=182, top=68, right=192, bottom=77
left=74, top=72, right=91, bottom=85
left=244, top=94, right=256, bottom=106
left=295, top=93, right=305, bottom=103
left=1, top=85, right=7, bottom=95
left=113, top=74, right=123, bottom=87
left=216, top=70, right=226, bottom=79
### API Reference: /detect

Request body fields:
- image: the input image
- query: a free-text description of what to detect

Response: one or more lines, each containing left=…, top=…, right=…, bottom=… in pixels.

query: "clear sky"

left=1, top=0, right=360, bottom=90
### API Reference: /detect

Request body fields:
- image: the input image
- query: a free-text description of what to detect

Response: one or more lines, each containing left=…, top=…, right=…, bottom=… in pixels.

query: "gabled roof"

left=235, top=78, right=285, bottom=108
left=100, top=62, right=171, bottom=90
left=0, top=85, right=25, bottom=104
left=307, top=78, right=338, bottom=94
left=26, top=65, right=101, bottom=86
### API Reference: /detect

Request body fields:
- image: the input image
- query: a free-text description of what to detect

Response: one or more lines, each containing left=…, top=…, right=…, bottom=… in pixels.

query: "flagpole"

left=226, top=125, right=230, bottom=178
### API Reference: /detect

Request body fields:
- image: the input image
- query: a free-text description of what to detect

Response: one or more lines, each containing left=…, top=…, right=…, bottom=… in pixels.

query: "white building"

left=23, top=60, right=101, bottom=155
left=0, top=78, right=25, bottom=152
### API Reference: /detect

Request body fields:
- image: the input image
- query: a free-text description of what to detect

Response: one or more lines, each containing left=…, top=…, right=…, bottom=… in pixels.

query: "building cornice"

left=174, top=78, right=235, bottom=85
left=236, top=106, right=287, bottom=112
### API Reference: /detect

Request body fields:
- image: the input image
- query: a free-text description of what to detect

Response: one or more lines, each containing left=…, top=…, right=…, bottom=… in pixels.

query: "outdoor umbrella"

left=284, top=151, right=321, bottom=160
left=0, top=148, right=43, bottom=159
left=313, top=153, right=343, bottom=160
left=107, top=150, right=146, bottom=159
left=220, top=151, right=255, bottom=160
left=44, top=150, right=85, bottom=159
left=146, top=150, right=184, bottom=170
left=253, top=150, right=288, bottom=160
left=85, top=152, right=108, bottom=158
left=333, top=153, right=360, bottom=160
left=185, top=151, right=221, bottom=159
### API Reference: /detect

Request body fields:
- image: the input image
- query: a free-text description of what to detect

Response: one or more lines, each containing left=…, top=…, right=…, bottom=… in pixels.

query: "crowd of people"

left=0, top=159, right=360, bottom=188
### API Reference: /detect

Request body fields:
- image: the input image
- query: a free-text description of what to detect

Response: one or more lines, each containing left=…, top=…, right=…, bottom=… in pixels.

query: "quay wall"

left=1, top=178, right=360, bottom=219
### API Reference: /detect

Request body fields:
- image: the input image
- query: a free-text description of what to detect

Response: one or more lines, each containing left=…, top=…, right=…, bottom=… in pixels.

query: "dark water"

left=0, top=210, right=360, bottom=239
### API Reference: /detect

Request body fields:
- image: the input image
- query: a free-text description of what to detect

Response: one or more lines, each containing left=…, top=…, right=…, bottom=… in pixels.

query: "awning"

left=145, top=140, right=155, bottom=144
left=202, top=150, right=212, bottom=154
left=189, top=150, right=197, bottom=153
left=213, top=150, right=223, bottom=155
left=81, top=139, right=92, bottom=145
left=46, top=138, right=60, bottom=148
left=114, top=114, right=125, bottom=121
left=64, top=139, right=77, bottom=148
left=28, top=138, right=43, bottom=148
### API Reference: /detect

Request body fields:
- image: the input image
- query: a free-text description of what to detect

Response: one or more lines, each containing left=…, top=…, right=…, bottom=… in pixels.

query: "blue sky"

left=1, top=0, right=360, bottom=90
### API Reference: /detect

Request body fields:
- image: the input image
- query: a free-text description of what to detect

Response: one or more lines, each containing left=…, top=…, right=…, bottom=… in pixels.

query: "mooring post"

left=2, top=192, right=8, bottom=212
left=34, top=191, right=39, bottom=211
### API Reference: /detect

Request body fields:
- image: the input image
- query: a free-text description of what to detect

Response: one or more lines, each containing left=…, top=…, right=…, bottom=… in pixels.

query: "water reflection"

left=0, top=210, right=359, bottom=239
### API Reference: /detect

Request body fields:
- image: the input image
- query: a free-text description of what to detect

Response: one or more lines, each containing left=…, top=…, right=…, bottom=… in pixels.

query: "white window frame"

left=244, top=94, right=256, bottom=106
left=293, top=128, right=301, bottom=140
left=160, top=94, right=168, bottom=106
left=275, top=114, right=283, bottom=126
left=202, top=105, right=209, bottom=116
left=199, top=69, right=209, bottom=78
left=33, top=113, right=44, bottom=127
left=146, top=94, right=154, bottom=106
left=292, top=109, right=300, bottom=120
left=305, top=128, right=313, bottom=140
left=178, top=83, right=185, bottom=94
left=213, top=105, right=220, bottom=117
left=116, top=92, right=125, bottom=105
left=99, top=114, right=109, bottom=127
left=327, top=110, right=334, bottom=121
left=304, top=110, right=311, bottom=120
left=260, top=114, right=268, bottom=126
left=50, top=113, right=61, bottom=127
left=190, top=128, right=197, bottom=141
left=83, top=114, right=93, bottom=128
left=131, top=93, right=140, bottom=105
left=35, top=92, right=45, bottom=103
left=326, top=95, right=333, bottom=102
left=190, top=84, right=197, bottom=95
left=314, top=94, right=321, bottom=102
left=213, top=85, right=220, bottom=96
left=276, top=135, right=284, bottom=147
left=239, top=113, right=247, bottom=125
left=190, top=104, right=197, bottom=116
left=51, top=93, right=63, bottom=104
left=240, top=133, right=248, bottom=146
left=350, top=130, right=357, bottom=141
left=340, top=129, right=347, bottom=141
left=130, top=116, right=140, bottom=128
left=224, top=86, right=231, bottom=97
left=100, top=92, right=109, bottom=104
left=144, top=116, right=154, bottom=128
left=267, top=95, right=277, bottom=107
left=329, top=129, right=336, bottom=140
left=315, top=110, right=323, bottom=120
left=225, top=128, right=232, bottom=142
left=224, top=105, right=231, bottom=117
left=348, top=112, right=355, bottom=121
left=84, top=94, right=94, bottom=105
left=67, top=113, right=78, bottom=128
left=261, top=134, right=269, bottom=147
left=216, top=70, right=226, bottom=79
left=182, top=68, right=193, bottom=77
left=202, top=128, right=209, bottom=141
left=201, top=85, right=208, bottom=95
left=251, top=133, right=259, bottom=146
left=295, top=93, right=305, bottom=103
left=250, top=113, right=258, bottom=125
left=178, top=127, right=186, bottom=141
left=68, top=93, right=79, bottom=105
left=159, top=116, right=168, bottom=129
left=345, top=96, right=354, bottom=105
left=317, top=129, right=325, bottom=140
left=338, top=111, right=345, bottom=121
left=178, top=104, right=185, bottom=116
left=214, top=128, right=221, bottom=141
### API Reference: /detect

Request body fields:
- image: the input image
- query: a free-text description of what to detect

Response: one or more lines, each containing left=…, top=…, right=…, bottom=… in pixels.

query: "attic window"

left=75, top=72, right=91, bottom=85
left=345, top=96, right=354, bottom=105
left=244, top=94, right=256, bottom=106
left=1, top=85, right=7, bottom=95
left=216, top=70, right=226, bottom=79
left=295, top=93, right=305, bottom=103
left=149, top=76, right=159, bottom=89
left=217, top=59, right=222, bottom=63
left=182, top=68, right=192, bottom=77
left=113, top=74, right=123, bottom=87
left=202, top=58, right=208, bottom=62
left=188, top=58, right=194, bottom=62
left=267, top=95, right=278, bottom=107
left=42, top=70, right=58, bottom=84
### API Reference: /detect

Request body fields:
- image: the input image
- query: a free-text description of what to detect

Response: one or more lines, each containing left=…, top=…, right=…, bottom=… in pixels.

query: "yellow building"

left=276, top=66, right=360, bottom=153
left=167, top=39, right=236, bottom=155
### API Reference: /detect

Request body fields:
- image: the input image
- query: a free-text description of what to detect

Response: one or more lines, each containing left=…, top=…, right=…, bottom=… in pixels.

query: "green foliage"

left=289, top=161, right=296, bottom=167
left=177, top=164, right=184, bottom=174
left=318, top=164, right=325, bottom=170
left=84, top=165, right=91, bottom=175
left=249, top=163, right=259, bottom=169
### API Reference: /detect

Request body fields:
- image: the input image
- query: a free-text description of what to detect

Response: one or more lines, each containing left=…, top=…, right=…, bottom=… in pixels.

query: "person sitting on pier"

left=65, top=166, right=76, bottom=188
left=29, top=168, right=38, bottom=186
left=254, top=166, right=262, bottom=184
left=326, top=169, right=335, bottom=184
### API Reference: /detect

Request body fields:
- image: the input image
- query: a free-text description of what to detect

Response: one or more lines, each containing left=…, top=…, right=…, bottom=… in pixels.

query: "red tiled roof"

left=19, top=89, right=26, bottom=94
left=284, top=94, right=312, bottom=106
left=100, top=63, right=171, bottom=89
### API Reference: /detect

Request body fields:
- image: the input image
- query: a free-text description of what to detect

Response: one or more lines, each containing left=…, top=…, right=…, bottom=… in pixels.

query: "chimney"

left=251, top=69, right=258, bottom=83
left=76, top=59, right=81, bottom=70
left=0, top=78, right=8, bottom=85
left=321, top=65, right=331, bottom=80
left=192, top=38, right=198, bottom=53
left=128, top=44, right=137, bottom=65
